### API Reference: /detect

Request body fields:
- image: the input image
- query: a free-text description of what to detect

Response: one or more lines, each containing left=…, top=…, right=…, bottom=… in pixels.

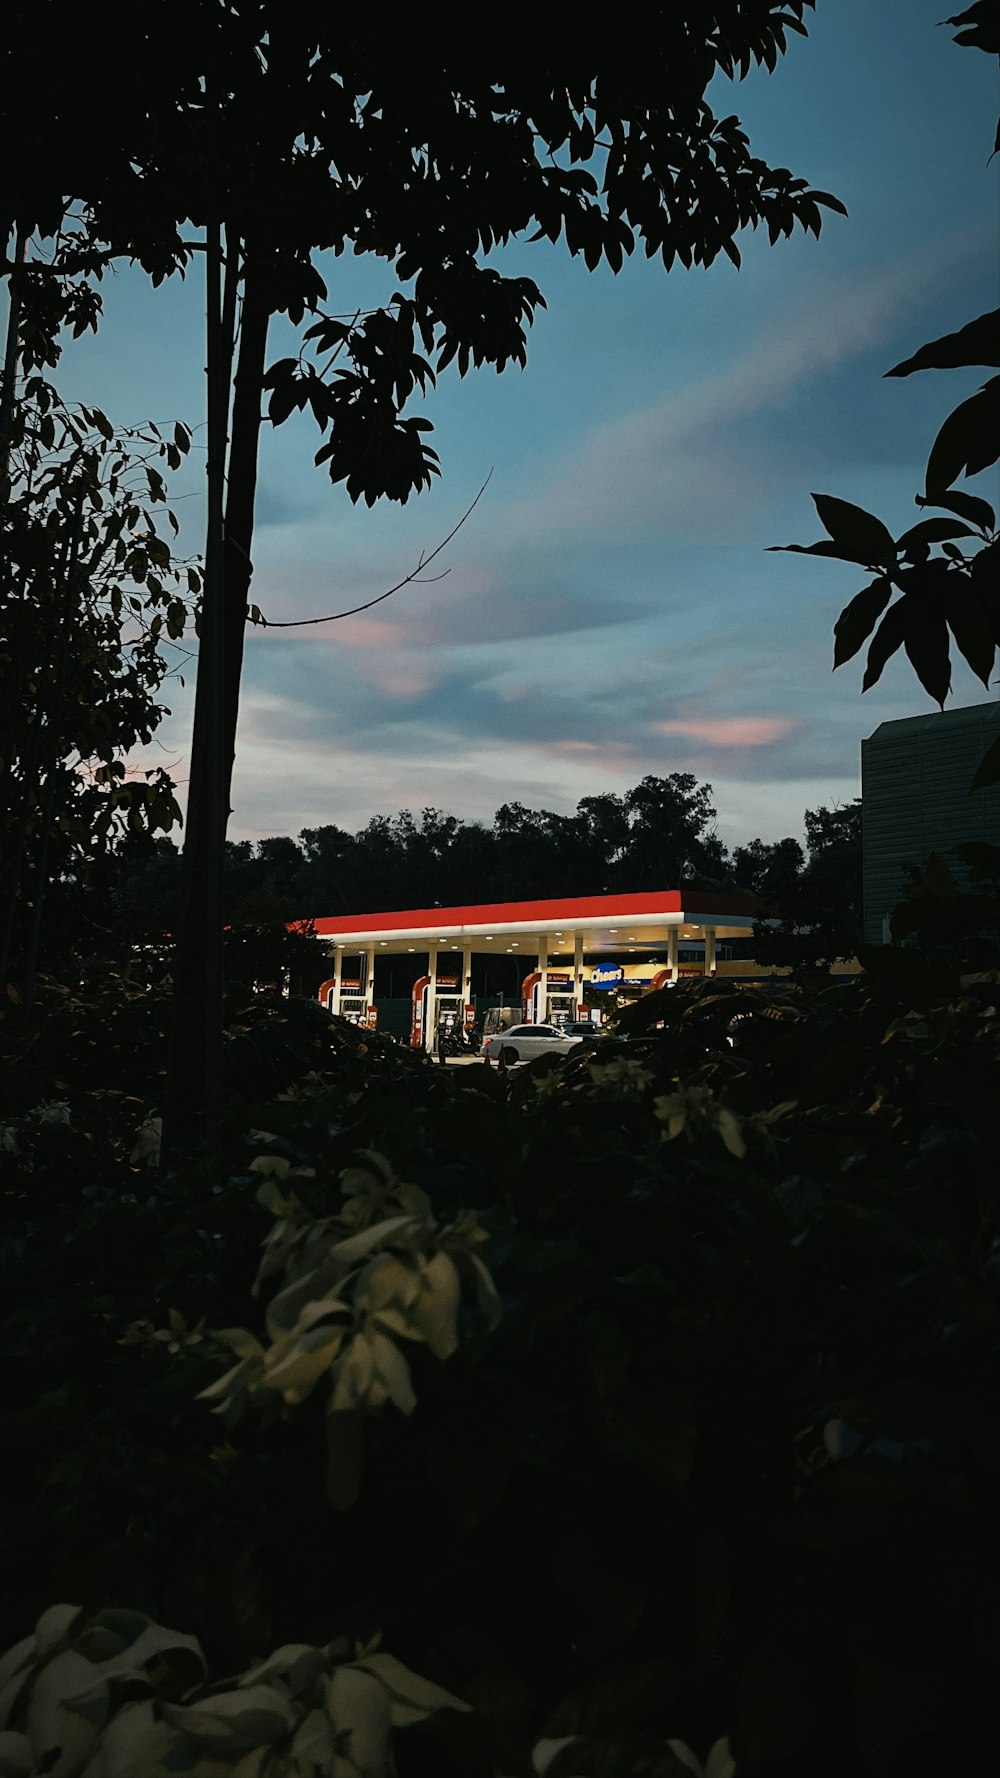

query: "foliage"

left=888, top=841, right=1000, bottom=969
left=120, top=776, right=828, bottom=920
left=4, top=3, right=848, bottom=1137
left=750, top=800, right=863, bottom=969
left=2, top=949, right=999, bottom=1773
left=769, top=11, right=999, bottom=782
left=0, top=374, right=198, bottom=990
left=0, top=1601, right=471, bottom=1778
left=198, top=1146, right=502, bottom=1511
left=4, top=7, right=845, bottom=486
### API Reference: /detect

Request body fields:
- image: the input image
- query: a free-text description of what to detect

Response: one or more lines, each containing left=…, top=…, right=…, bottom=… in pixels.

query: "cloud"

left=651, top=716, right=799, bottom=747
left=251, top=551, right=651, bottom=649
left=507, top=226, right=992, bottom=546
left=366, top=664, right=438, bottom=699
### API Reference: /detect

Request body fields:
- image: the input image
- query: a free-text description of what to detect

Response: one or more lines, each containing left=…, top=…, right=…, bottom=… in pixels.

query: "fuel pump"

left=434, top=994, right=465, bottom=1049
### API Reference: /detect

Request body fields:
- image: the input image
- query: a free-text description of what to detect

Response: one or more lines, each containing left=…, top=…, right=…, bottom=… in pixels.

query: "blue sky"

left=51, top=0, right=999, bottom=852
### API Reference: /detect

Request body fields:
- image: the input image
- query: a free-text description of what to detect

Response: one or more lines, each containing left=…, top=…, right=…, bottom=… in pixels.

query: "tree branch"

left=257, top=471, right=492, bottom=628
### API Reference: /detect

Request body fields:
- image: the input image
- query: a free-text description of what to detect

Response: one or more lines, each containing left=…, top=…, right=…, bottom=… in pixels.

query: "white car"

left=484, top=1023, right=585, bottom=1064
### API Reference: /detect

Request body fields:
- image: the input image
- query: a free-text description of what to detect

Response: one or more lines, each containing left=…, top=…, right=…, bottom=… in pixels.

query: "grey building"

left=861, top=702, right=1000, bottom=944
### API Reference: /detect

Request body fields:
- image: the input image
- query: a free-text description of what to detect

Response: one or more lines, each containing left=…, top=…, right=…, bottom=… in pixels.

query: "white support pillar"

left=667, top=925, right=679, bottom=984
left=365, top=946, right=376, bottom=1019
left=574, top=932, right=585, bottom=1017
left=425, top=943, right=438, bottom=1051
left=536, top=937, right=548, bottom=1024
left=332, top=947, right=343, bottom=1016
left=704, top=928, right=717, bottom=977
left=461, top=946, right=473, bottom=1012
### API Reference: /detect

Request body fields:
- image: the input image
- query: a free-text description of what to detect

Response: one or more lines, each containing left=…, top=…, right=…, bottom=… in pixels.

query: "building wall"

left=861, top=702, right=1000, bottom=945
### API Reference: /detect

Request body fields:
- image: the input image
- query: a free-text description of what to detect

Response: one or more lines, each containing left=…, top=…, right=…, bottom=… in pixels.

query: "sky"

left=47, top=0, right=1000, bottom=854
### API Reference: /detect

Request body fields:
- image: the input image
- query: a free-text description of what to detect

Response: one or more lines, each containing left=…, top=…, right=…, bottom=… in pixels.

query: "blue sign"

left=591, top=964, right=624, bottom=988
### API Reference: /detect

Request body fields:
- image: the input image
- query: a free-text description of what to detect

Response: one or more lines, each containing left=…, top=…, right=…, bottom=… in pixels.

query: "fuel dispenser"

left=340, top=995, right=369, bottom=1025
left=521, top=970, right=576, bottom=1025
left=410, top=975, right=468, bottom=1050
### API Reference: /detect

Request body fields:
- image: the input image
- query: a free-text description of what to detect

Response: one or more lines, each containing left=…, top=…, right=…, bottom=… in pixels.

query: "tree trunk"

left=163, top=216, right=272, bottom=1154
left=163, top=219, right=231, bottom=1154
left=221, top=225, right=273, bottom=815
left=0, top=231, right=27, bottom=503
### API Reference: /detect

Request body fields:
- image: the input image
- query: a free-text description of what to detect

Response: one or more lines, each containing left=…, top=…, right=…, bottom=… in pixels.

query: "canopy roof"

left=308, top=889, right=760, bottom=957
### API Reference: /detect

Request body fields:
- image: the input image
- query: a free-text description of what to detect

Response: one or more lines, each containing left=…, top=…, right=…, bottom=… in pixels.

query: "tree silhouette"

left=3, top=5, right=846, bottom=1139
left=770, top=8, right=998, bottom=782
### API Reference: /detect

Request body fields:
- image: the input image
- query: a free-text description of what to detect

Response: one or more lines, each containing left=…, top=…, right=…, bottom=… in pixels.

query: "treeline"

left=115, top=772, right=863, bottom=966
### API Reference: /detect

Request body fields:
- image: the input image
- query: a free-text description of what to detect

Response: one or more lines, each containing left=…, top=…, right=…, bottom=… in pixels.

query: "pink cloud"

left=323, top=615, right=412, bottom=648
left=651, top=716, right=797, bottom=747
left=366, top=665, right=436, bottom=699
left=544, top=739, right=639, bottom=770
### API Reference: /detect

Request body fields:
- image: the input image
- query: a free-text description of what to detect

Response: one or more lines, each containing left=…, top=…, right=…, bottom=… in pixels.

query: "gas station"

left=312, top=887, right=765, bottom=1050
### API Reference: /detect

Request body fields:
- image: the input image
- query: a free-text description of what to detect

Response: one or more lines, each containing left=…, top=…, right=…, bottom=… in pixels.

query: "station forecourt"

left=312, top=887, right=785, bottom=1049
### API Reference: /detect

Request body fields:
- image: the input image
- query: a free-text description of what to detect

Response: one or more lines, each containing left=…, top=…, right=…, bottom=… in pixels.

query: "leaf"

left=833, top=577, right=893, bottom=667
left=411, top=1251, right=461, bottom=1358
left=0, top=1729, right=33, bottom=1778
left=947, top=585, right=996, bottom=685
left=914, top=487, right=995, bottom=531
left=330, top=1335, right=373, bottom=1413
left=26, top=1650, right=103, bottom=1771
left=0, top=1639, right=35, bottom=1696
left=886, top=309, right=1000, bottom=377
left=769, top=538, right=887, bottom=567
left=533, top=1738, right=582, bottom=1775
left=240, top=1647, right=326, bottom=1696
left=969, top=538, right=1000, bottom=634
left=946, top=4, right=1000, bottom=54
left=93, top=1613, right=205, bottom=1681
left=970, top=735, right=1000, bottom=793
left=33, top=1606, right=84, bottom=1661
left=77, top=1700, right=169, bottom=1777
left=212, top=1328, right=264, bottom=1361
left=369, top=1332, right=417, bottom=1414
left=896, top=517, right=976, bottom=554
left=903, top=606, right=952, bottom=708
left=811, top=494, right=896, bottom=563
left=249, top=1154, right=290, bottom=1178
left=319, top=1669, right=391, bottom=1774
left=350, top=1653, right=471, bottom=1728
left=264, top=1329, right=345, bottom=1404
left=716, top=1105, right=746, bottom=1158
left=862, top=597, right=910, bottom=691
left=925, top=376, right=1000, bottom=494
left=288, top=1707, right=335, bottom=1768
left=705, top=1736, right=737, bottom=1778
left=329, top=1215, right=420, bottom=1269
left=163, top=1686, right=295, bottom=1753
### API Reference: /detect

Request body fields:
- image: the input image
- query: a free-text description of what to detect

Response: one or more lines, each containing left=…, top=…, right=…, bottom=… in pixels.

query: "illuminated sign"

left=590, top=963, right=624, bottom=988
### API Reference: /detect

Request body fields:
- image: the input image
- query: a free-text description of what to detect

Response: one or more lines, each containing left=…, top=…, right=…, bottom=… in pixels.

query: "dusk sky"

left=52, top=0, right=999, bottom=854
